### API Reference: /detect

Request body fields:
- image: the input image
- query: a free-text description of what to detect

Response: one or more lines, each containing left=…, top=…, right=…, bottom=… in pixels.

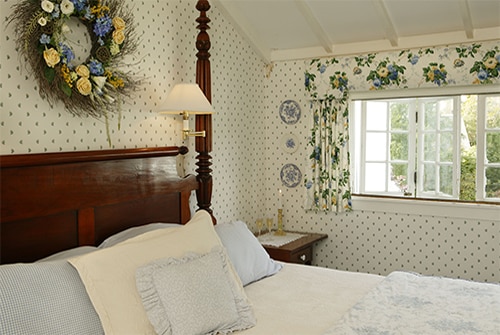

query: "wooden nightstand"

left=260, top=232, right=327, bottom=265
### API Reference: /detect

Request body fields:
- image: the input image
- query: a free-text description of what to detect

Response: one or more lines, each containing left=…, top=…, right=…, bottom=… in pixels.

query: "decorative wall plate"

left=280, top=163, right=302, bottom=188
left=279, top=100, right=301, bottom=125
left=281, top=133, right=299, bottom=154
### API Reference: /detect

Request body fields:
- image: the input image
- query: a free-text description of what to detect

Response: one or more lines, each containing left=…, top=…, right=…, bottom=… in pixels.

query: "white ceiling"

left=213, top=0, right=500, bottom=62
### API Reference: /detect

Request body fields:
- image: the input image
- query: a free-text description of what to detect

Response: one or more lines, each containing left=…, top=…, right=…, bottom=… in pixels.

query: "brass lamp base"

left=275, top=208, right=286, bottom=236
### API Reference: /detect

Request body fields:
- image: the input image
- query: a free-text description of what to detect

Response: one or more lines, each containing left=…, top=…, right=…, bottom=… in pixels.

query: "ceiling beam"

left=212, top=0, right=271, bottom=62
left=458, top=0, right=474, bottom=39
left=372, top=0, right=399, bottom=47
left=293, top=0, right=332, bottom=53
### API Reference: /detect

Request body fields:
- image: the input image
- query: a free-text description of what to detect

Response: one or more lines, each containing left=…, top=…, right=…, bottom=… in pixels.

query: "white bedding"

left=324, top=271, right=500, bottom=335
left=240, top=263, right=384, bottom=334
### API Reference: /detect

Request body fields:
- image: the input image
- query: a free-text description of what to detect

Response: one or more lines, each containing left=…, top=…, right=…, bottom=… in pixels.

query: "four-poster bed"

left=1, top=1, right=498, bottom=334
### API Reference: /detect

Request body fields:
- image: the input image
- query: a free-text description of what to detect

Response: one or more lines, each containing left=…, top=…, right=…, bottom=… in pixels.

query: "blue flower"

left=89, top=59, right=104, bottom=75
left=84, top=7, right=93, bottom=20
left=388, top=71, right=398, bottom=80
left=410, top=55, right=419, bottom=65
left=51, top=5, right=60, bottom=18
left=305, top=180, right=313, bottom=189
left=314, top=146, right=321, bottom=160
left=93, top=15, right=112, bottom=37
left=478, top=70, right=488, bottom=81
left=59, top=43, right=74, bottom=64
left=305, top=75, right=310, bottom=88
left=373, top=78, right=381, bottom=87
left=70, top=0, right=87, bottom=12
left=319, top=64, right=326, bottom=73
left=39, top=34, right=51, bottom=45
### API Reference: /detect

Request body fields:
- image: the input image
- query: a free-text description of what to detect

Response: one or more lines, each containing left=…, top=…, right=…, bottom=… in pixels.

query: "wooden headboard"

left=0, top=147, right=198, bottom=264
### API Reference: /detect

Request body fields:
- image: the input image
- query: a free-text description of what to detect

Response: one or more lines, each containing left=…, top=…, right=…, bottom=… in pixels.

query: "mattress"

left=240, top=263, right=384, bottom=334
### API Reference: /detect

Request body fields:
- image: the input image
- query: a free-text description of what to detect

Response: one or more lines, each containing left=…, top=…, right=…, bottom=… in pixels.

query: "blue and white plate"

left=279, top=100, right=301, bottom=125
left=281, top=133, right=299, bottom=154
left=280, top=163, right=302, bottom=188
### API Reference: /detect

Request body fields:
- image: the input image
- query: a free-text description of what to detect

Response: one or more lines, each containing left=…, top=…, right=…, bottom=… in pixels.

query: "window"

left=351, top=94, right=500, bottom=203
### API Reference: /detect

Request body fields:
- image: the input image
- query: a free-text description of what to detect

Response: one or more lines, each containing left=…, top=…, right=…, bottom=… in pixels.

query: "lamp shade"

left=158, top=83, right=214, bottom=114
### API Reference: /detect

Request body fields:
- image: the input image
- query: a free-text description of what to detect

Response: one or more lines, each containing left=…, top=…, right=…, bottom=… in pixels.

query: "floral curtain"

left=304, top=62, right=352, bottom=212
left=303, top=40, right=499, bottom=213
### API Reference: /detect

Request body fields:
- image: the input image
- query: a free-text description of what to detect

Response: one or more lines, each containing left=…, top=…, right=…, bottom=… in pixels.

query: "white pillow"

left=136, top=246, right=256, bottom=335
left=36, top=246, right=98, bottom=262
left=98, top=223, right=181, bottom=248
left=69, top=210, right=251, bottom=335
left=215, top=220, right=283, bottom=285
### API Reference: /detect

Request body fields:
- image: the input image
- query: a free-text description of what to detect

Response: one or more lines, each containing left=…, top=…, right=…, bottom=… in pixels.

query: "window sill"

left=352, top=195, right=499, bottom=221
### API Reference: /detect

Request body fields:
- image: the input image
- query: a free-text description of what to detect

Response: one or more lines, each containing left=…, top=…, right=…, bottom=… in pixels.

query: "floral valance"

left=305, top=40, right=499, bottom=98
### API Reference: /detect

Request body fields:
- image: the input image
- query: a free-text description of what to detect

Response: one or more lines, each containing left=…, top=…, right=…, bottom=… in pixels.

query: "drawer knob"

left=300, top=254, right=307, bottom=261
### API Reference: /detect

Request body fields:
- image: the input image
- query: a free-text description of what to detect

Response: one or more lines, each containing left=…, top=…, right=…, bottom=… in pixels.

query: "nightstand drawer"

left=289, top=246, right=313, bottom=265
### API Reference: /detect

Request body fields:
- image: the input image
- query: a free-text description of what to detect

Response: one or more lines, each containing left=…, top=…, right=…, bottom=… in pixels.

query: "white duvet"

left=240, top=263, right=383, bottom=334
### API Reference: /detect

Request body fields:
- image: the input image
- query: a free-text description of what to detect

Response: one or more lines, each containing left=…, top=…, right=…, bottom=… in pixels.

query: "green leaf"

left=60, top=82, right=72, bottom=97
left=44, top=67, right=55, bottom=83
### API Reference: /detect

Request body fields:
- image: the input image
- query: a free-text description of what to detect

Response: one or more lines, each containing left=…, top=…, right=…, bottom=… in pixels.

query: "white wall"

left=1, top=0, right=498, bottom=282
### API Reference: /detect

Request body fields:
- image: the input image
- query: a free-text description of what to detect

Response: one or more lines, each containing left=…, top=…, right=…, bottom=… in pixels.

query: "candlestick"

left=275, top=208, right=286, bottom=236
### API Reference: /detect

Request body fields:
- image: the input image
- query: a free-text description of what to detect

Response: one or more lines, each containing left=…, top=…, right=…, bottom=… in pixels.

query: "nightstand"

left=260, top=232, right=327, bottom=265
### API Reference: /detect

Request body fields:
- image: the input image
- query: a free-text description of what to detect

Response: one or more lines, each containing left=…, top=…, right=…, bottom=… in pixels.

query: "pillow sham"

left=69, top=210, right=253, bottom=335
left=0, top=260, right=104, bottom=335
left=215, top=220, right=283, bottom=285
left=136, top=246, right=256, bottom=335
left=98, top=222, right=181, bottom=248
left=36, top=245, right=98, bottom=262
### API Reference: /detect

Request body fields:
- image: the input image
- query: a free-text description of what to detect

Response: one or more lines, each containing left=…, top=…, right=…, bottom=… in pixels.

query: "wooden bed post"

left=195, top=0, right=215, bottom=223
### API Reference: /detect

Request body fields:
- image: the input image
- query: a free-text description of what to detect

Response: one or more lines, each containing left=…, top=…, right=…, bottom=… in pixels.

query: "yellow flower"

left=76, top=77, right=92, bottom=96
left=112, top=17, right=126, bottom=30
left=75, top=64, right=90, bottom=78
left=60, top=64, right=73, bottom=87
left=43, top=48, right=60, bottom=68
left=377, top=67, right=389, bottom=78
left=112, top=29, right=125, bottom=45
left=427, top=71, right=435, bottom=81
left=484, top=57, right=498, bottom=69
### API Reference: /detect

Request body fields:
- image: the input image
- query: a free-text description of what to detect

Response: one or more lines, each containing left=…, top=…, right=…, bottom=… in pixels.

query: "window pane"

left=366, top=101, right=387, bottom=131
left=365, top=133, right=387, bottom=161
left=486, top=133, right=500, bottom=163
left=439, top=100, right=454, bottom=131
left=423, top=133, right=436, bottom=161
left=365, top=163, right=387, bottom=192
left=440, top=165, right=453, bottom=196
left=423, top=164, right=436, bottom=191
left=440, top=132, right=453, bottom=161
left=485, top=167, right=500, bottom=198
left=423, top=102, right=437, bottom=130
left=390, top=102, right=409, bottom=130
left=390, top=163, right=409, bottom=194
left=486, top=96, right=500, bottom=129
left=390, top=133, right=408, bottom=160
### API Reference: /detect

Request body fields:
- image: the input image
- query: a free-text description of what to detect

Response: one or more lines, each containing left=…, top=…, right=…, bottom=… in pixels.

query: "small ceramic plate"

left=280, top=163, right=302, bottom=188
left=279, top=100, right=301, bottom=125
left=281, top=133, right=299, bottom=154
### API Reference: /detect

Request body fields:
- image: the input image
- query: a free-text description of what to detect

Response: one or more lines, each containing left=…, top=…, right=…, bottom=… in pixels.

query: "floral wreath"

left=9, top=0, right=139, bottom=142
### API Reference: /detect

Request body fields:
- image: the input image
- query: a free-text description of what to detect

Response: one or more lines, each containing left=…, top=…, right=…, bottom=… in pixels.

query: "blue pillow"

left=0, top=260, right=104, bottom=335
left=215, top=220, right=283, bottom=285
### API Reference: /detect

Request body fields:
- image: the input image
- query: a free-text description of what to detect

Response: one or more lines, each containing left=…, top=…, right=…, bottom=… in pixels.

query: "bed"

left=1, top=1, right=499, bottom=334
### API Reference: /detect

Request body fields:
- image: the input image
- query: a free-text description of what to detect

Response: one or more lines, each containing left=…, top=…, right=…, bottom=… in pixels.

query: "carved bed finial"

left=195, top=0, right=215, bottom=223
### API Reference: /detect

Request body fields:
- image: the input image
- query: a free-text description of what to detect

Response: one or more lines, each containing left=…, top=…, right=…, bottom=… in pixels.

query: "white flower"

left=92, top=76, right=107, bottom=89
left=41, top=0, right=55, bottom=13
left=38, top=17, right=47, bottom=26
left=60, top=0, right=74, bottom=15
